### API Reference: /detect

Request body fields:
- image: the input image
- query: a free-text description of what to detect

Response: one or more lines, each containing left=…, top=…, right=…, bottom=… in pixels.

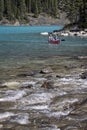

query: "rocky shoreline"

left=55, top=29, right=87, bottom=37
left=0, top=13, right=70, bottom=26
left=41, top=29, right=87, bottom=37
left=0, top=56, right=87, bottom=91
left=1, top=14, right=87, bottom=38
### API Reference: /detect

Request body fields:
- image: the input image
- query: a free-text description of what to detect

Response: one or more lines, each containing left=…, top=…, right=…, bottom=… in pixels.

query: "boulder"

left=17, top=71, right=36, bottom=77
left=40, top=67, right=53, bottom=74
left=41, top=81, right=54, bottom=89
left=2, top=81, right=20, bottom=89
left=80, top=71, right=87, bottom=79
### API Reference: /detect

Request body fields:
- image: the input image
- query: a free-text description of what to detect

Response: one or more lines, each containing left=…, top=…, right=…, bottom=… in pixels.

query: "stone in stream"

left=0, top=124, right=3, bottom=129
left=41, top=81, right=54, bottom=89
left=21, top=82, right=33, bottom=88
left=17, top=71, right=36, bottom=77
left=80, top=71, right=87, bottom=79
left=40, top=67, right=53, bottom=74
left=56, top=75, right=62, bottom=78
left=1, top=81, right=21, bottom=89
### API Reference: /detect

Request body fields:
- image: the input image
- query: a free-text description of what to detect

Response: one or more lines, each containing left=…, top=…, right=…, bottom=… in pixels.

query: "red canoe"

left=48, top=39, right=60, bottom=44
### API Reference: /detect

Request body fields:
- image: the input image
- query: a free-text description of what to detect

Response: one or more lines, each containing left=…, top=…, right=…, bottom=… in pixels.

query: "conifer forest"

left=0, top=0, right=87, bottom=28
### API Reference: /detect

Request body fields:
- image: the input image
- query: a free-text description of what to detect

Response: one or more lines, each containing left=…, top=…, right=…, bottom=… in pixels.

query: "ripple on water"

left=0, top=112, right=29, bottom=125
left=10, top=113, right=29, bottom=125
left=47, top=110, right=71, bottom=118
left=0, top=90, right=26, bottom=102
left=55, top=76, right=87, bottom=91
left=30, top=105, right=49, bottom=111
left=42, top=127, right=60, bottom=130
left=21, top=93, right=53, bottom=105
left=0, top=112, right=14, bottom=121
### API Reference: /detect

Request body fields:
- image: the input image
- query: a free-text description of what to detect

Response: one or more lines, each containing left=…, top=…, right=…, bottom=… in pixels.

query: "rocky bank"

left=0, top=13, right=70, bottom=26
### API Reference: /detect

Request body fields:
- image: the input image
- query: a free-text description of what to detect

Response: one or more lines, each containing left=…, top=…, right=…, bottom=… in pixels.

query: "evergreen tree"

left=28, top=0, right=31, bottom=13
left=53, top=0, right=58, bottom=17
left=19, top=0, right=26, bottom=18
left=0, top=0, right=4, bottom=20
left=11, top=0, right=17, bottom=19
left=31, top=0, right=39, bottom=17
left=34, top=0, right=39, bottom=17
left=0, top=0, right=86, bottom=28
left=37, top=0, right=42, bottom=13
left=4, top=0, right=12, bottom=20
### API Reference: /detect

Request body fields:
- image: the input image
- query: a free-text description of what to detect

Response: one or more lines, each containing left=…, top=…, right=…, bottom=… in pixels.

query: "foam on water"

left=43, top=127, right=60, bottom=130
left=62, top=98, right=78, bottom=104
left=22, top=81, right=36, bottom=87
left=58, top=76, right=87, bottom=87
left=0, top=112, right=14, bottom=120
left=48, top=110, right=71, bottom=118
left=30, top=105, right=48, bottom=110
left=21, top=92, right=52, bottom=105
left=0, top=90, right=26, bottom=102
left=11, top=113, right=29, bottom=125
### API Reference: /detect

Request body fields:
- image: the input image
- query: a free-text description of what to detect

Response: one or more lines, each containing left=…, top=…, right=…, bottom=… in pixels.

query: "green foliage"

left=0, top=0, right=87, bottom=28
left=60, top=0, right=87, bottom=28
left=4, top=0, right=12, bottom=20
left=0, top=0, right=4, bottom=20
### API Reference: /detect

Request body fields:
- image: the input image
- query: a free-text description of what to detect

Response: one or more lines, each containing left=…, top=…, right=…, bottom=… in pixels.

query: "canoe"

left=48, top=39, right=60, bottom=44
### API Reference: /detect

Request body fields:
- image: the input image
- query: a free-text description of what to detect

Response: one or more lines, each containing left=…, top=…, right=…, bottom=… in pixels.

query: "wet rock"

left=40, top=67, right=53, bottom=74
left=69, top=101, right=81, bottom=110
left=44, top=74, right=53, bottom=78
left=80, top=98, right=87, bottom=106
left=0, top=18, right=9, bottom=25
left=0, top=81, right=2, bottom=84
left=56, top=75, right=62, bottom=78
left=0, top=124, right=3, bottom=129
left=21, top=82, right=33, bottom=88
left=78, top=56, right=87, bottom=60
left=41, top=81, right=54, bottom=89
left=0, top=102, right=15, bottom=110
left=64, top=64, right=77, bottom=69
left=80, top=71, right=87, bottom=79
left=0, top=82, right=4, bottom=88
left=17, top=71, right=36, bottom=77
left=17, top=73, right=29, bottom=77
left=80, top=64, right=87, bottom=69
left=2, top=81, right=21, bottom=89
left=0, top=85, right=7, bottom=88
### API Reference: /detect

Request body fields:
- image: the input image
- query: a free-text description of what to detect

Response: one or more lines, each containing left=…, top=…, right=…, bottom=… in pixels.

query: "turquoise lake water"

left=0, top=26, right=87, bottom=68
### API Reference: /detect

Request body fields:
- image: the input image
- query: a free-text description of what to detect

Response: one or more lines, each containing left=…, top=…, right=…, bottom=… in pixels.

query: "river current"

left=0, top=26, right=87, bottom=130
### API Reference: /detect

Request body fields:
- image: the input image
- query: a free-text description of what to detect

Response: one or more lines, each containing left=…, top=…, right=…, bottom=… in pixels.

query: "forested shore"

left=0, top=0, right=87, bottom=28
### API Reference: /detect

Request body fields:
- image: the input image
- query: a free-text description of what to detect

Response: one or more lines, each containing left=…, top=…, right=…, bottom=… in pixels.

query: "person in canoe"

left=48, top=33, right=60, bottom=44
left=49, top=33, right=59, bottom=40
left=49, top=33, right=55, bottom=40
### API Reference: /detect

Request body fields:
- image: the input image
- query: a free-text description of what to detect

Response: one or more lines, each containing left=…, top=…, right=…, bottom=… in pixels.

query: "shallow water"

left=0, top=26, right=87, bottom=70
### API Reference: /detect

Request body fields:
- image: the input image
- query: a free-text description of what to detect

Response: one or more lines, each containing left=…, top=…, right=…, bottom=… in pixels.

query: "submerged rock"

left=40, top=67, right=53, bottom=74
left=78, top=56, right=87, bottom=60
left=2, top=81, right=21, bottom=89
left=0, top=124, right=3, bottom=128
left=21, top=81, right=34, bottom=88
left=41, top=81, right=54, bottom=89
left=56, top=75, right=62, bottom=78
left=17, top=71, right=36, bottom=77
left=80, top=71, right=87, bottom=79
